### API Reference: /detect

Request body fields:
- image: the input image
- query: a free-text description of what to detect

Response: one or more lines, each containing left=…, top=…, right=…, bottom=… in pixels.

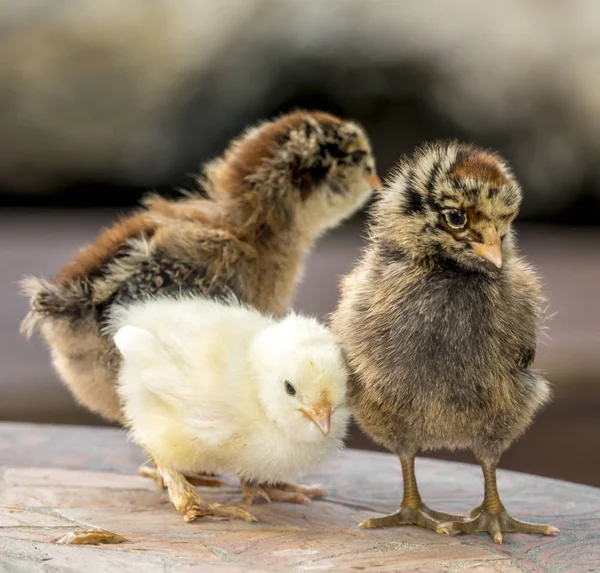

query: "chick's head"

left=205, top=110, right=379, bottom=241
left=375, top=141, right=523, bottom=272
left=249, top=314, right=349, bottom=443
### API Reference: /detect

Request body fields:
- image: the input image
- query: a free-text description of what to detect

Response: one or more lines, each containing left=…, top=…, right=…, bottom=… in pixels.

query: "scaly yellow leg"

left=159, top=466, right=256, bottom=523
left=359, top=453, right=467, bottom=531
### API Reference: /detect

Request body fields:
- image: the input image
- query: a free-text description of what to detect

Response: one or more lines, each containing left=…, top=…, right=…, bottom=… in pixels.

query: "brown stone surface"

left=0, top=423, right=598, bottom=572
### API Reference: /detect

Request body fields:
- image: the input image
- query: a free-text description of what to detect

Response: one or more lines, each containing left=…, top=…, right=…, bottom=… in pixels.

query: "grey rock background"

left=1, top=0, right=600, bottom=221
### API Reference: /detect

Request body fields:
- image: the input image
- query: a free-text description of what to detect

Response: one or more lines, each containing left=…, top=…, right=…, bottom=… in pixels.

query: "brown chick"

left=21, top=110, right=379, bottom=501
left=330, top=141, right=559, bottom=543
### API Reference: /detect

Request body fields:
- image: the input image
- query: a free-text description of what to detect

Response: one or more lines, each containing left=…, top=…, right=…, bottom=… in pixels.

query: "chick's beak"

left=365, top=173, right=383, bottom=191
left=471, top=227, right=503, bottom=268
left=299, top=402, right=332, bottom=436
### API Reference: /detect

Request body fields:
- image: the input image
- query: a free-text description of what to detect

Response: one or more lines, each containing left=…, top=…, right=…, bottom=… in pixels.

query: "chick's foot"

left=242, top=481, right=326, bottom=505
left=139, top=463, right=225, bottom=489
left=184, top=501, right=257, bottom=523
left=436, top=509, right=560, bottom=544
left=160, top=466, right=257, bottom=523
left=437, top=458, right=559, bottom=543
left=360, top=453, right=468, bottom=532
left=359, top=504, right=467, bottom=532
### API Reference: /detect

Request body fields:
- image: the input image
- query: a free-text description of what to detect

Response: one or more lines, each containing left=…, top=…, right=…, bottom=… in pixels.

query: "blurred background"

left=1, top=0, right=598, bottom=486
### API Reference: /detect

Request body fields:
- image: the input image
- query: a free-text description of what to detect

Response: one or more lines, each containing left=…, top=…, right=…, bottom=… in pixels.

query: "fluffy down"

left=110, top=295, right=350, bottom=485
left=20, top=110, right=378, bottom=424
left=330, top=140, right=557, bottom=542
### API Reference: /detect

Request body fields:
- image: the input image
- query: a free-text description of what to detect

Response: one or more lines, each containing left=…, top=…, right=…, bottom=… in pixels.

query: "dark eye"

left=322, top=143, right=345, bottom=159
left=284, top=380, right=297, bottom=396
left=444, top=209, right=466, bottom=228
left=349, top=150, right=366, bottom=164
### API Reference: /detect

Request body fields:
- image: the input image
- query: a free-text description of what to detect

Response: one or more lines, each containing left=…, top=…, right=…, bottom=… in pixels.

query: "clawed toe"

left=358, top=511, right=411, bottom=529
left=436, top=508, right=560, bottom=543
left=243, top=481, right=326, bottom=506
left=278, top=482, right=327, bottom=498
left=184, top=502, right=257, bottom=523
left=268, top=489, right=311, bottom=504
left=242, top=483, right=271, bottom=505
left=160, top=466, right=256, bottom=523
left=206, top=503, right=257, bottom=522
left=268, top=482, right=326, bottom=504
left=358, top=504, right=466, bottom=532
left=469, top=504, right=483, bottom=519
left=421, top=504, right=469, bottom=523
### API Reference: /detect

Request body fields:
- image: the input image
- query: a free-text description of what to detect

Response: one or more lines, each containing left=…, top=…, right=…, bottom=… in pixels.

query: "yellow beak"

left=471, top=228, right=503, bottom=268
left=299, top=402, right=331, bottom=436
left=365, top=173, right=383, bottom=191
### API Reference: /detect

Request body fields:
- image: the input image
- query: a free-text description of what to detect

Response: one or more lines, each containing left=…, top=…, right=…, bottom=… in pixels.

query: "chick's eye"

left=349, top=150, right=366, bottom=164
left=284, top=380, right=297, bottom=396
left=322, top=143, right=345, bottom=159
left=444, top=209, right=466, bottom=228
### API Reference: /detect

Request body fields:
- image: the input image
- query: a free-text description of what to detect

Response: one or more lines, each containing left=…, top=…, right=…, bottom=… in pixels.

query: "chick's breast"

left=333, top=258, right=547, bottom=454
left=232, top=407, right=349, bottom=485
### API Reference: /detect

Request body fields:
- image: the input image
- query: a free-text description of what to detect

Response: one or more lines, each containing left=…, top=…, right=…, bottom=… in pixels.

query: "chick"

left=330, top=142, right=559, bottom=543
left=21, top=110, right=378, bottom=426
left=110, top=295, right=349, bottom=522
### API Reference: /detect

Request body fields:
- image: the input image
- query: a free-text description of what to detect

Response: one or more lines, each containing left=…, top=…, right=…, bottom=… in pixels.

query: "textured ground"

left=0, top=423, right=598, bottom=572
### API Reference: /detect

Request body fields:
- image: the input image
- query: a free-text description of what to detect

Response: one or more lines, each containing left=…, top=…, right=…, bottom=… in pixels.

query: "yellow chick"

left=109, top=295, right=349, bottom=523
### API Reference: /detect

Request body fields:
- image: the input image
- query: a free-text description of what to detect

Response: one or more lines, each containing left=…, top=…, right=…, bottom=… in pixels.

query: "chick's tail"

left=19, top=276, right=92, bottom=338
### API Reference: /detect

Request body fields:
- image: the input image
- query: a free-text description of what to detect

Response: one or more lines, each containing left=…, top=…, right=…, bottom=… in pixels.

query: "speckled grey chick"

left=330, top=141, right=560, bottom=543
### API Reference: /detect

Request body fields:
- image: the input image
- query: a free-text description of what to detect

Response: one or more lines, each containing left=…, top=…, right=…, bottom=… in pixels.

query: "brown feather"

left=21, top=110, right=376, bottom=422
left=54, top=213, right=157, bottom=285
left=449, top=152, right=509, bottom=187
